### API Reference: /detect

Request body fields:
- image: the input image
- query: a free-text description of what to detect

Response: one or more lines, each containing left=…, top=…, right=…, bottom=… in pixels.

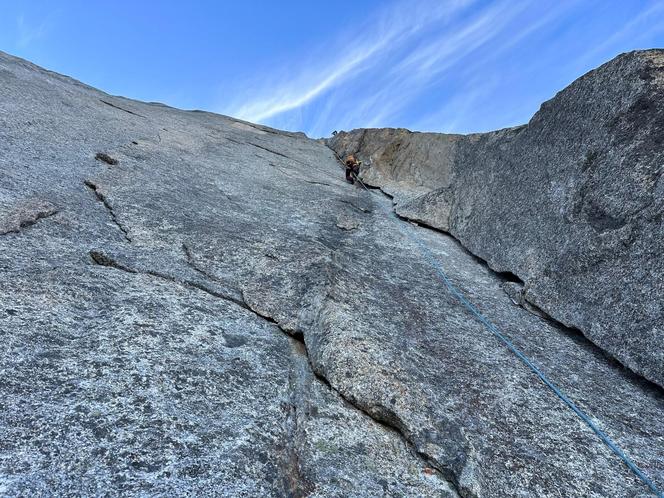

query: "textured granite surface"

left=1, top=50, right=662, bottom=496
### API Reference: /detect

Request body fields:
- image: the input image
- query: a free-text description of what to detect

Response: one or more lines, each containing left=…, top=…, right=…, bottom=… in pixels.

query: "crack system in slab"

left=182, top=242, right=221, bottom=282
left=388, top=206, right=664, bottom=396
left=391, top=208, right=523, bottom=284
left=247, top=141, right=308, bottom=166
left=288, top=345, right=464, bottom=496
left=226, top=137, right=307, bottom=181
left=282, top=340, right=315, bottom=498
left=225, top=136, right=245, bottom=146
left=236, top=295, right=463, bottom=497
left=84, top=180, right=132, bottom=243
left=247, top=141, right=291, bottom=160
left=325, top=148, right=664, bottom=495
left=332, top=391, right=463, bottom=497
left=302, top=180, right=333, bottom=187
left=88, top=247, right=459, bottom=496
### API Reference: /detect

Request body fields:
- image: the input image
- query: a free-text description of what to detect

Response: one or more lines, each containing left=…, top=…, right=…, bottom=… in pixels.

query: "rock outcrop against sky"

left=330, top=49, right=664, bottom=390
left=0, top=50, right=662, bottom=496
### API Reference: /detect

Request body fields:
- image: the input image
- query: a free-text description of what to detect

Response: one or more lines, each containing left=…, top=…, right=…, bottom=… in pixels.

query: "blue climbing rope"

left=350, top=172, right=662, bottom=497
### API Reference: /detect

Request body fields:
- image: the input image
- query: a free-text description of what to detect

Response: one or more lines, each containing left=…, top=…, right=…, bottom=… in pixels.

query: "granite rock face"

left=1, top=50, right=663, bottom=497
left=328, top=49, right=664, bottom=390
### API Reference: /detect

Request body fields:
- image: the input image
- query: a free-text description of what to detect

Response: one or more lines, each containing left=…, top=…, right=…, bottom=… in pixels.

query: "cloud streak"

left=223, top=0, right=474, bottom=124
left=219, top=0, right=664, bottom=137
left=349, top=0, right=530, bottom=130
left=221, top=0, right=551, bottom=136
left=16, top=14, right=48, bottom=48
left=231, top=39, right=388, bottom=123
left=575, top=1, right=664, bottom=71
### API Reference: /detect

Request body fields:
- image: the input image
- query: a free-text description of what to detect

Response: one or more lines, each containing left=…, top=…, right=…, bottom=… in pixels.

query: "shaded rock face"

left=0, top=50, right=662, bottom=497
left=328, top=49, right=664, bottom=391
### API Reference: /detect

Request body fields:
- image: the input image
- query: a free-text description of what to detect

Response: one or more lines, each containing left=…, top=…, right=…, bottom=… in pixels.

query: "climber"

left=345, top=154, right=361, bottom=184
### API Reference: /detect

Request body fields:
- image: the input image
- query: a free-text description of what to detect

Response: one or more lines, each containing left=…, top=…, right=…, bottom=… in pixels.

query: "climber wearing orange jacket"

left=345, top=155, right=361, bottom=184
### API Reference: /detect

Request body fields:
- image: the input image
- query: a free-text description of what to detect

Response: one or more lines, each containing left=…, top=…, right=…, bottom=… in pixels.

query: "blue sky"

left=1, top=1, right=663, bottom=137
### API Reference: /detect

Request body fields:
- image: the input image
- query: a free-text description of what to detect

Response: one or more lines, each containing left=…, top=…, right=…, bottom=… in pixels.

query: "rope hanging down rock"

left=337, top=158, right=662, bottom=497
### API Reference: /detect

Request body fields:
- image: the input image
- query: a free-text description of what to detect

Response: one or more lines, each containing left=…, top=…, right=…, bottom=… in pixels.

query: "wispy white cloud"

left=575, top=1, right=664, bottom=70
left=351, top=0, right=528, bottom=129
left=16, top=14, right=48, bottom=48
left=394, top=0, right=525, bottom=79
left=219, top=0, right=664, bottom=136
left=231, top=42, right=386, bottom=123
left=222, top=0, right=474, bottom=124
left=221, top=0, right=549, bottom=136
left=409, top=1, right=582, bottom=132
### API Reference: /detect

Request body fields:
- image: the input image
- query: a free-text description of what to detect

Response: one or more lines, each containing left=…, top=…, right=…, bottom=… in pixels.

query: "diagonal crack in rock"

left=99, top=98, right=146, bottom=118
left=89, top=249, right=247, bottom=310
left=84, top=180, right=132, bottom=242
